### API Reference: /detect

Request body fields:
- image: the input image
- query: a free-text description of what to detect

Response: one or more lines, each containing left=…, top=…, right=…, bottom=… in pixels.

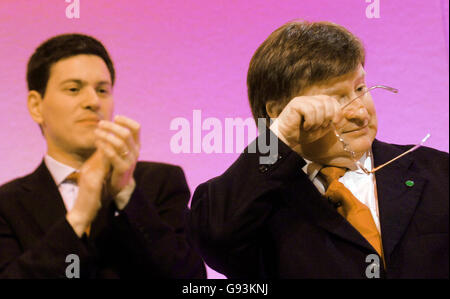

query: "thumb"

left=92, top=141, right=112, bottom=174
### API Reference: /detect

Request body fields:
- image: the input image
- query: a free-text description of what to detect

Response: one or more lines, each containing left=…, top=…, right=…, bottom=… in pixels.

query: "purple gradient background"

left=0, top=0, right=448, bottom=279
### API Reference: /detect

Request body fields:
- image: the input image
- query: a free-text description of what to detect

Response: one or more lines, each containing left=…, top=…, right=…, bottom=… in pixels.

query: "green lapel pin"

left=405, top=180, right=414, bottom=187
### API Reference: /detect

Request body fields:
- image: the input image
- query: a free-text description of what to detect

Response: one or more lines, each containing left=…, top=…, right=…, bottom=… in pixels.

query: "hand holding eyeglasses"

left=331, top=85, right=430, bottom=174
left=269, top=94, right=343, bottom=151
left=270, top=85, right=430, bottom=174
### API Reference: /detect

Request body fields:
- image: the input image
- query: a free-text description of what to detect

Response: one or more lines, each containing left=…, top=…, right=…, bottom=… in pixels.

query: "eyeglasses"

left=331, top=85, right=431, bottom=174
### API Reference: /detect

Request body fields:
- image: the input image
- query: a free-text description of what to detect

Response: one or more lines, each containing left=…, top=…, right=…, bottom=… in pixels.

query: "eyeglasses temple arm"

left=370, top=133, right=431, bottom=173
left=340, top=85, right=399, bottom=110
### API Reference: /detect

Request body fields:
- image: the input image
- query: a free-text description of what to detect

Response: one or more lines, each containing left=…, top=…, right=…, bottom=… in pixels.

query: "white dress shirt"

left=301, top=152, right=381, bottom=233
left=44, top=154, right=136, bottom=214
left=44, top=154, right=79, bottom=212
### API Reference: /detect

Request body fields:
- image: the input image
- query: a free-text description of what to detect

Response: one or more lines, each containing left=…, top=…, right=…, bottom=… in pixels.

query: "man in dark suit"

left=187, top=21, right=448, bottom=278
left=0, top=34, right=205, bottom=278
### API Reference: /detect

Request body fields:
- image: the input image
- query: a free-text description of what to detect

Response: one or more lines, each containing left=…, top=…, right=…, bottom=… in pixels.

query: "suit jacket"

left=187, top=132, right=449, bottom=278
left=0, top=161, right=206, bottom=278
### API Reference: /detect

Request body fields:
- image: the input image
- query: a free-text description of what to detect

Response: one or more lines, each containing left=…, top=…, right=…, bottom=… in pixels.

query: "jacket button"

left=259, top=165, right=269, bottom=173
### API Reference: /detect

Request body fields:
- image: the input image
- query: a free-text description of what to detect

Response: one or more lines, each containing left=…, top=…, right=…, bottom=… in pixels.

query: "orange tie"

left=319, top=166, right=384, bottom=261
left=65, top=172, right=91, bottom=237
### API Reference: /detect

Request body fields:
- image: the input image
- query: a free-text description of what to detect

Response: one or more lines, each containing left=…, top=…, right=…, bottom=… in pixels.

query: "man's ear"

left=265, top=100, right=283, bottom=119
left=27, top=90, right=44, bottom=125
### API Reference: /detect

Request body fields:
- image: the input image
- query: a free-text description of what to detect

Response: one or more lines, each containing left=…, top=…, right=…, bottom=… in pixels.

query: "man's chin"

left=349, top=136, right=374, bottom=155
left=74, top=144, right=97, bottom=159
left=313, top=153, right=358, bottom=169
left=306, top=138, right=374, bottom=167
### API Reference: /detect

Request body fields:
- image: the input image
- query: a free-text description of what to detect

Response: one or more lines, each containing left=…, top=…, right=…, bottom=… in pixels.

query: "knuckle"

left=118, top=140, right=127, bottom=148
left=124, top=130, right=132, bottom=140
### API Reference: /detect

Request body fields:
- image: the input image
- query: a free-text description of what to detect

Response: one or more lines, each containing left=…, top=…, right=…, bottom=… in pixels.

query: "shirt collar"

left=301, top=150, right=373, bottom=181
left=44, top=154, right=78, bottom=186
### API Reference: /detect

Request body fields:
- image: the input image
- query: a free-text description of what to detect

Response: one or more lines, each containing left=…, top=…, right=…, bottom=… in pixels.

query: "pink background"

left=0, top=0, right=448, bottom=279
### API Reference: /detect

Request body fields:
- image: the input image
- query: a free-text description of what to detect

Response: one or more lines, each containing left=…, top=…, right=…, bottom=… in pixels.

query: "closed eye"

left=97, top=88, right=111, bottom=95
left=65, top=87, right=80, bottom=94
left=356, top=85, right=367, bottom=93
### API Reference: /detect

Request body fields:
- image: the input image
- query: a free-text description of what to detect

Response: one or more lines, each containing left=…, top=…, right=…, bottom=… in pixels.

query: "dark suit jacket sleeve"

left=0, top=213, right=92, bottom=278
left=186, top=129, right=307, bottom=278
left=110, top=163, right=206, bottom=278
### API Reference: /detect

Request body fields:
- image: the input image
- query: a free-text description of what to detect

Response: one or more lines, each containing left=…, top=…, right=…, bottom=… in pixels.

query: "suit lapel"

left=19, top=161, right=67, bottom=235
left=285, top=141, right=426, bottom=262
left=19, top=161, right=115, bottom=241
left=285, top=172, right=375, bottom=253
left=372, top=140, right=426, bottom=262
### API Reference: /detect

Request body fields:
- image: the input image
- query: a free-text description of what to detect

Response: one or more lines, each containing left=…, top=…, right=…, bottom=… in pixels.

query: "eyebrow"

left=59, top=79, right=112, bottom=86
left=325, top=73, right=366, bottom=94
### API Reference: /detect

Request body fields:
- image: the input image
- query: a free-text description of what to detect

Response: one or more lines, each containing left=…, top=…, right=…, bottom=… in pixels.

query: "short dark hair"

left=247, top=21, right=365, bottom=122
left=27, top=33, right=115, bottom=97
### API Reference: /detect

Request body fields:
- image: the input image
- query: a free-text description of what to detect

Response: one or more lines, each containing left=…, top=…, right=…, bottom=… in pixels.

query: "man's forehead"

left=317, top=66, right=366, bottom=92
left=49, top=54, right=111, bottom=84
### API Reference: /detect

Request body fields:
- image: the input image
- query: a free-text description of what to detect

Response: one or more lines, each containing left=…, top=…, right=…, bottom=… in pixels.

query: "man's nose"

left=81, top=87, right=100, bottom=111
left=343, top=98, right=369, bottom=125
